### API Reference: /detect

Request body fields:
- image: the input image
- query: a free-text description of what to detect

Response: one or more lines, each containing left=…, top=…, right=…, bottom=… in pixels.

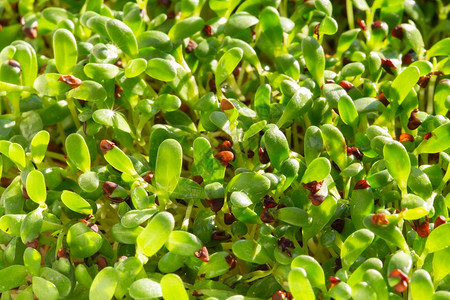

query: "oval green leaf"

left=66, top=133, right=90, bottom=173
left=61, top=190, right=93, bottom=215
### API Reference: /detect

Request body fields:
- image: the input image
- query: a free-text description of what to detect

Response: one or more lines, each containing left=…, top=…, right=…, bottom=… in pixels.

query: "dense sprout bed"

left=0, top=0, right=450, bottom=299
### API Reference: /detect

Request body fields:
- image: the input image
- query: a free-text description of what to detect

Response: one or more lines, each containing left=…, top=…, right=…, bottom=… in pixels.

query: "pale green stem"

left=286, top=126, right=292, bottom=148
left=57, top=123, right=66, bottom=147
left=228, top=75, right=244, bottom=100
left=426, top=76, right=437, bottom=114
left=237, top=61, right=248, bottom=88
left=437, top=164, right=450, bottom=193
left=346, top=0, right=355, bottom=29
left=343, top=177, right=351, bottom=200
left=45, top=151, right=67, bottom=161
left=231, top=128, right=247, bottom=168
left=181, top=200, right=194, bottom=231
left=366, top=0, right=382, bottom=28
left=417, top=250, right=428, bottom=269
left=249, top=224, right=257, bottom=241
left=67, top=98, right=81, bottom=128
left=293, top=122, right=300, bottom=153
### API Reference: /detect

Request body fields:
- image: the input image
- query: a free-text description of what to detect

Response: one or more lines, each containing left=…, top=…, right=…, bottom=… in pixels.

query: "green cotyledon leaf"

left=12, top=41, right=37, bottom=87
left=168, top=16, right=204, bottom=41
left=106, top=19, right=138, bottom=57
left=277, top=87, right=313, bottom=128
left=155, top=139, right=182, bottom=200
left=320, top=16, right=338, bottom=36
left=243, top=120, right=267, bottom=141
left=301, top=157, right=331, bottom=183
left=303, top=195, right=337, bottom=242
left=89, top=267, right=118, bottom=300
left=315, top=0, right=332, bottom=16
left=26, top=170, right=47, bottom=205
left=136, top=212, right=175, bottom=259
left=302, top=36, right=325, bottom=86
left=350, top=187, right=374, bottom=230
left=85, top=14, right=109, bottom=38
left=351, top=0, right=369, bottom=10
left=66, top=133, right=90, bottom=173
left=396, top=24, right=424, bottom=56
left=0, top=214, right=25, bottom=236
left=102, top=140, right=138, bottom=177
left=215, top=47, right=243, bottom=90
left=9, top=143, right=26, bottom=170
left=425, top=223, right=450, bottom=253
left=387, top=250, right=412, bottom=278
left=125, top=58, right=147, bottom=78
left=146, top=58, right=177, bottom=82
left=33, top=73, right=71, bottom=97
left=259, top=7, right=283, bottom=49
left=129, top=278, right=162, bottom=299
left=433, top=247, right=450, bottom=284
left=427, top=38, right=450, bottom=59
left=352, top=282, right=376, bottom=300
left=337, top=29, right=361, bottom=57
left=121, top=208, right=158, bottom=228
left=390, top=66, right=420, bottom=105
left=414, top=122, right=450, bottom=155
left=304, top=126, right=323, bottom=165
left=276, top=54, right=300, bottom=80
left=83, top=63, right=120, bottom=80
left=114, top=257, right=143, bottom=299
left=67, top=223, right=103, bottom=258
left=263, top=126, right=290, bottom=170
left=363, top=269, right=389, bottom=300
left=85, top=0, right=102, bottom=12
left=158, top=252, right=185, bottom=274
left=137, top=30, right=172, bottom=51
left=0, top=265, right=28, bottom=293
left=384, top=141, right=411, bottom=194
left=224, top=12, right=259, bottom=36
left=276, top=207, right=312, bottom=227
left=30, top=130, right=50, bottom=165
left=154, top=94, right=181, bottom=112
left=291, top=256, right=325, bottom=291
left=61, top=191, right=93, bottom=215
left=407, top=167, right=432, bottom=199
left=328, top=282, right=352, bottom=300
left=288, top=267, right=315, bottom=300
left=232, top=240, right=270, bottom=264
left=68, top=81, right=107, bottom=103
left=226, top=172, right=271, bottom=199
left=338, top=95, right=359, bottom=127
left=321, top=124, right=347, bottom=170
left=193, top=137, right=225, bottom=184
left=347, top=258, right=382, bottom=287
left=341, top=229, right=374, bottom=269
left=198, top=252, right=230, bottom=279
left=410, top=270, right=433, bottom=300
left=221, top=36, right=262, bottom=72
left=53, top=28, right=77, bottom=75
left=32, top=277, right=59, bottom=300
left=111, top=223, right=143, bottom=244
left=20, top=207, right=43, bottom=244
left=254, top=84, right=271, bottom=121
left=161, top=274, right=188, bottom=300
left=171, top=177, right=206, bottom=200
left=165, top=230, right=203, bottom=256
left=23, top=247, right=41, bottom=276
left=363, top=214, right=409, bottom=253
